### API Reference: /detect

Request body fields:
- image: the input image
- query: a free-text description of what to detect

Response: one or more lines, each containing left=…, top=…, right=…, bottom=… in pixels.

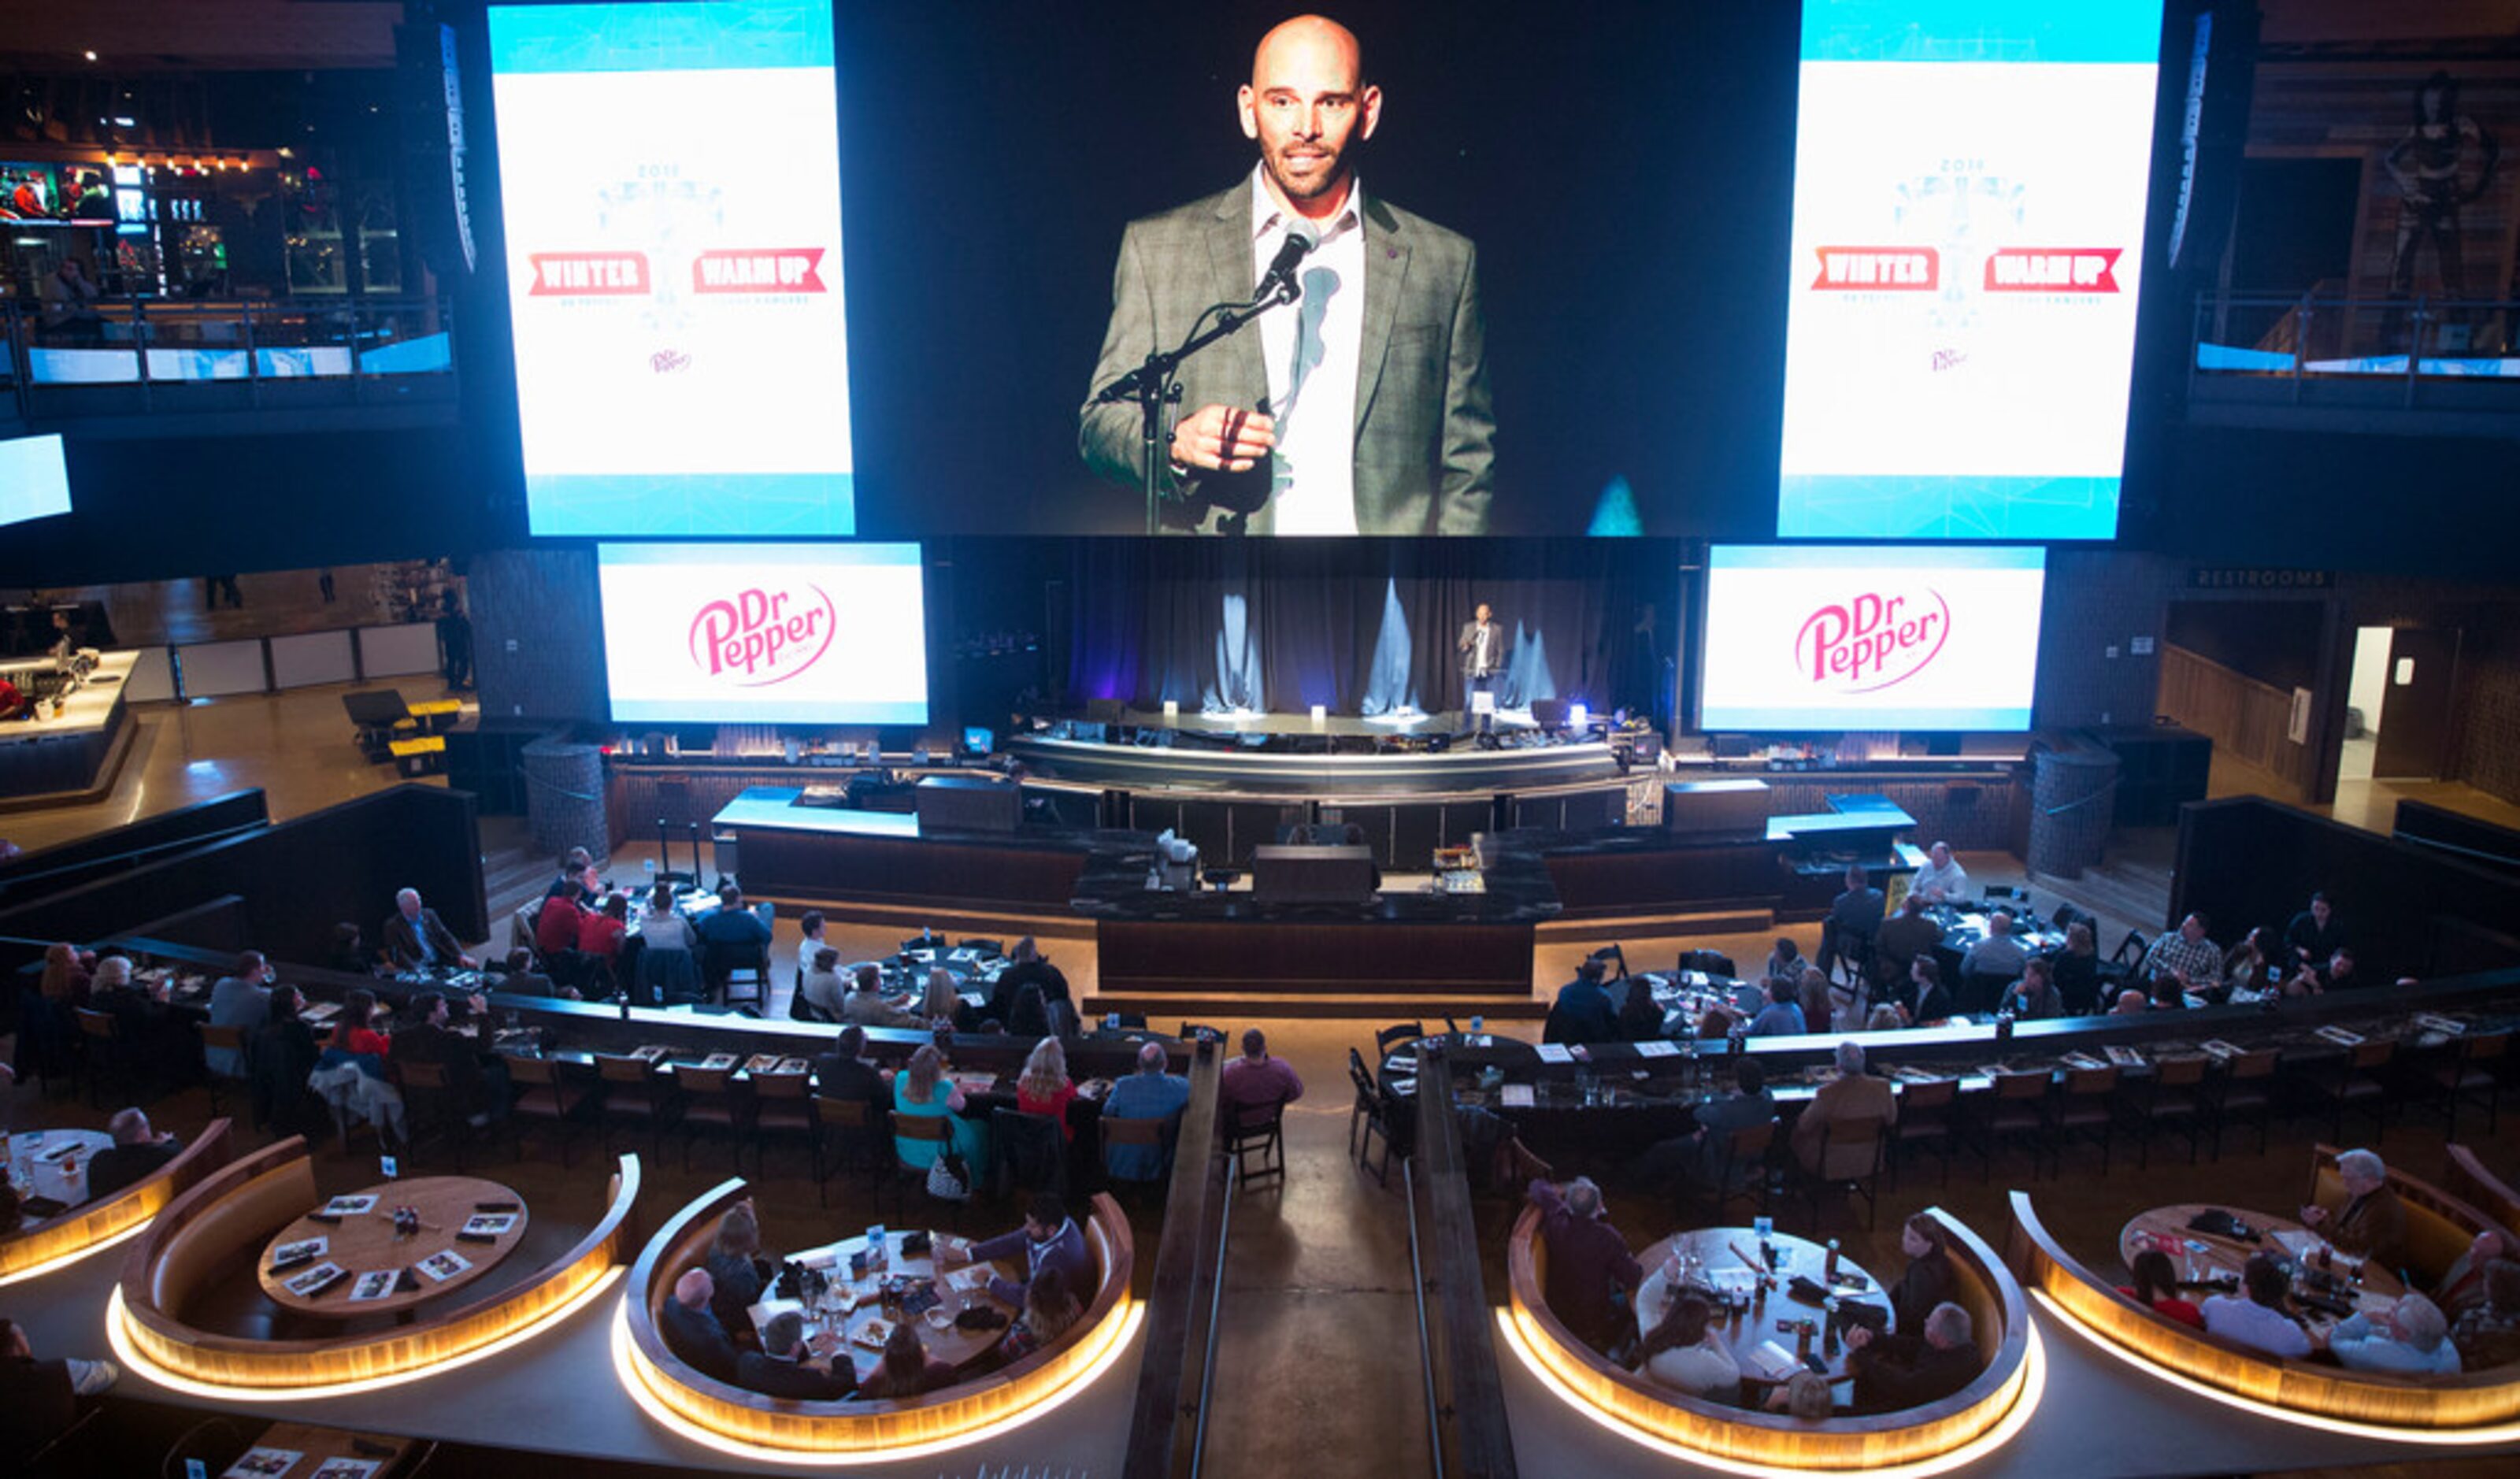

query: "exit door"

left=2372, top=628, right=2461, bottom=780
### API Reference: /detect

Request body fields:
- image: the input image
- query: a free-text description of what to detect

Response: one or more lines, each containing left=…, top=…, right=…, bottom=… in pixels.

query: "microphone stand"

left=1092, top=276, right=1301, bottom=536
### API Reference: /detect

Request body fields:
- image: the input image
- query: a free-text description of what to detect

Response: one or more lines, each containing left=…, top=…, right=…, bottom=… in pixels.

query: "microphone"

left=1257, top=223, right=1318, bottom=301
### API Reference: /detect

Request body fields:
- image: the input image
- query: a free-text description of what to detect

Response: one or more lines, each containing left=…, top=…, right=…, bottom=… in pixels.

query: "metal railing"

left=2190, top=291, right=2520, bottom=399
left=0, top=294, right=457, bottom=419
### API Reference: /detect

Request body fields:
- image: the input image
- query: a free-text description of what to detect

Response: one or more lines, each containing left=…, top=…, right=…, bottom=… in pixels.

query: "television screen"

left=1699, top=545, right=2046, bottom=732
left=0, top=435, right=72, bottom=528
left=595, top=542, right=927, bottom=725
left=1776, top=1, right=2162, bottom=540
left=487, top=0, right=857, bottom=536
left=0, top=164, right=113, bottom=226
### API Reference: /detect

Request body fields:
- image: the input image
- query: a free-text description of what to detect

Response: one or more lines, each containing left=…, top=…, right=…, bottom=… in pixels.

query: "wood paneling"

left=2159, top=643, right=2319, bottom=799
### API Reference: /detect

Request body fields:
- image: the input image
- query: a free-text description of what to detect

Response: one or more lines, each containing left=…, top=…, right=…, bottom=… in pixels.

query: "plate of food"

left=852, top=1317, right=896, bottom=1350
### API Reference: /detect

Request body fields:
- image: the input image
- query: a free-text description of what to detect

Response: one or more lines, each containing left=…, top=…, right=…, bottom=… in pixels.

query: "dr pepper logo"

left=1795, top=588, right=1951, bottom=693
left=688, top=584, right=836, bottom=687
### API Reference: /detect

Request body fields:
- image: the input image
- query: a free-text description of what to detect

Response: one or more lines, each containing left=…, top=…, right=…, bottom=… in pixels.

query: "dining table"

left=747, top=1226, right=1023, bottom=1381
left=257, top=1174, right=531, bottom=1319
left=1631, top=1225, right=1893, bottom=1395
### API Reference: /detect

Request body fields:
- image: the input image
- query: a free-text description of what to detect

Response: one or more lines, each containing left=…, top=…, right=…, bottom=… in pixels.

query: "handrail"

left=1122, top=1042, right=1225, bottom=1479
left=1414, top=1047, right=1518, bottom=1479
left=2188, top=289, right=2520, bottom=391
left=1187, top=1150, right=1240, bottom=1479
left=1402, top=1155, right=1446, bottom=1479
left=2, top=294, right=457, bottom=422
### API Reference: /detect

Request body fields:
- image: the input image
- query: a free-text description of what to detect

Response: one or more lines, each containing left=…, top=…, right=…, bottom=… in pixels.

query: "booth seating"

left=2004, top=1154, right=2520, bottom=1432
left=1503, top=1204, right=2033, bottom=1469
left=114, top=1138, right=638, bottom=1390
left=2446, top=1144, right=2520, bottom=1238
left=0, top=1118, right=234, bottom=1282
left=621, top=1178, right=1136, bottom=1455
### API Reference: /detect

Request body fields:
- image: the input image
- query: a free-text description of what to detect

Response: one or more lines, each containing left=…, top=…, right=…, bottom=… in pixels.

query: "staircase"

left=2033, top=826, right=2177, bottom=945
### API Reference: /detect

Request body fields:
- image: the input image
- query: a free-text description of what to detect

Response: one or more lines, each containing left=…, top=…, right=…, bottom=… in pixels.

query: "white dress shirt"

left=1251, top=169, right=1366, bottom=535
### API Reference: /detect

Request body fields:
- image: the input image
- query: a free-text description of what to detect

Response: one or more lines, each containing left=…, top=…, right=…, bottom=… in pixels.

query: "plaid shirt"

left=2144, top=930, right=2224, bottom=987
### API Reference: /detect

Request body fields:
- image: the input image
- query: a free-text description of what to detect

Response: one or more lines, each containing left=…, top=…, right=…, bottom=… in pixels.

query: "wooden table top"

left=220, top=1421, right=412, bottom=1479
left=2120, top=1203, right=2405, bottom=1307
left=1633, top=1227, right=1889, bottom=1388
left=748, top=1229, right=1021, bottom=1381
left=258, top=1176, right=529, bottom=1318
left=9, top=1129, right=110, bottom=1206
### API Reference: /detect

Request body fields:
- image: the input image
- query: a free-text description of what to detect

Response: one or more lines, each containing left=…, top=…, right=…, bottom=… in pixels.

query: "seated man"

left=1908, top=841, right=1970, bottom=904
left=696, top=882, right=773, bottom=989
left=2451, top=1261, right=2520, bottom=1370
left=662, top=1266, right=741, bottom=1381
left=1996, top=958, right=2064, bottom=1020
left=0, top=1316, right=117, bottom=1454
left=1629, top=1058, right=1773, bottom=1198
left=1744, top=977, right=1807, bottom=1036
left=811, top=1024, right=890, bottom=1115
left=1959, top=909, right=2029, bottom=985
left=388, top=989, right=513, bottom=1125
left=1791, top=1040, right=1897, bottom=1175
left=2300, top=1147, right=2409, bottom=1274
left=1218, top=1028, right=1303, bottom=1132
left=83, top=1107, right=182, bottom=1200
left=736, top=1309, right=855, bottom=1399
left=2108, top=988, right=2151, bottom=1018
left=1542, top=957, right=1621, bottom=1044
left=1846, top=1301, right=1977, bottom=1411
left=1103, top=1040, right=1191, bottom=1181
left=2201, top=1251, right=2311, bottom=1359
left=1818, top=865, right=1884, bottom=977
left=382, top=887, right=475, bottom=971
left=1873, top=894, right=1943, bottom=995
left=2328, top=1292, right=2460, bottom=1375
left=533, top=886, right=587, bottom=963
left=1526, top=1176, right=1644, bottom=1355
left=2140, top=913, right=2224, bottom=995
left=206, top=951, right=274, bottom=1079
left=943, top=1192, right=1091, bottom=1307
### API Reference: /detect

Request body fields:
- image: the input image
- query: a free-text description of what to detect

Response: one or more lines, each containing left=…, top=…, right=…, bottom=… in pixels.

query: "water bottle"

left=1469, top=1014, right=1484, bottom=1039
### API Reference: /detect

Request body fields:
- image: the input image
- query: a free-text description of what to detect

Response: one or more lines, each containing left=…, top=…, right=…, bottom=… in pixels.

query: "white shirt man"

left=1252, top=169, right=1366, bottom=534
left=1910, top=843, right=1970, bottom=904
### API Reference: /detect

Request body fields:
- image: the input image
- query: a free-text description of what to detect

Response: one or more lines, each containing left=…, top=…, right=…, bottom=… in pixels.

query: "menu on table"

left=416, top=1249, right=472, bottom=1282
left=269, top=1236, right=328, bottom=1271
left=321, top=1194, right=379, bottom=1218
left=459, top=1213, right=518, bottom=1238
left=307, top=1460, right=385, bottom=1479
left=223, top=1448, right=303, bottom=1477
left=283, top=1262, right=349, bottom=1299
left=347, top=1270, right=402, bottom=1303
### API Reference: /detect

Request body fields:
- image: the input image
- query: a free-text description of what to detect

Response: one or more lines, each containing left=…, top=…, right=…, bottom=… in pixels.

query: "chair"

left=2051, top=1065, right=2120, bottom=1177
left=1888, top=1076, right=1959, bottom=1188
left=1825, top=929, right=1876, bottom=990
left=676, top=1065, right=753, bottom=1170
left=198, top=1022, right=249, bottom=1118
left=1698, top=1117, right=1777, bottom=1221
left=706, top=941, right=771, bottom=1013
left=888, top=1114, right=966, bottom=1230
left=814, top=1093, right=888, bottom=1210
left=595, top=1053, right=680, bottom=1158
left=1975, top=1070, right=2053, bottom=1182
left=1678, top=949, right=1736, bottom=978
left=993, top=1107, right=1068, bottom=1199
left=1347, top=1047, right=1396, bottom=1185
left=2107, top=930, right=2150, bottom=978
left=1221, top=1096, right=1289, bottom=1191
left=2304, top=1039, right=2396, bottom=1144
left=634, top=946, right=699, bottom=1007
left=506, top=1054, right=595, bottom=1167
left=2209, top=1048, right=2280, bottom=1159
left=391, top=1058, right=472, bottom=1171
left=2424, top=1031, right=2508, bottom=1141
left=1792, top=1115, right=1884, bottom=1232
left=1374, top=1022, right=1427, bottom=1061
left=1099, top=1112, right=1173, bottom=1198
left=2125, top=1055, right=2208, bottom=1169
left=1959, top=970, right=2014, bottom=1018
left=1179, top=1021, right=1227, bottom=1046
left=750, top=1070, right=818, bottom=1180
left=790, top=988, right=837, bottom=1024
left=1587, top=943, right=1629, bottom=980
left=71, top=1007, right=128, bottom=1109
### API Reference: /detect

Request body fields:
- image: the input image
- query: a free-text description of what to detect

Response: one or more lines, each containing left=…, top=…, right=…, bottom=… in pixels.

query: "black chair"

left=71, top=1007, right=134, bottom=1109
left=1790, top=1115, right=1884, bottom=1232
left=391, top=1058, right=474, bottom=1171
left=1223, top=1095, right=1290, bottom=1191
left=1678, top=949, right=1736, bottom=978
left=2209, top=1048, right=2280, bottom=1159
left=2303, top=1039, right=2396, bottom=1144
left=1347, top=1047, right=1396, bottom=1185
left=676, top=1065, right=754, bottom=1170
left=1373, top=1021, right=1426, bottom=1062
left=1974, top=1070, right=2053, bottom=1181
left=1587, top=943, right=1629, bottom=980
left=2050, top=1065, right=2120, bottom=1177
left=1888, top=1076, right=1959, bottom=1188
left=813, top=1093, right=887, bottom=1210
left=993, top=1107, right=1069, bottom=1199
left=2426, top=1031, right=2508, bottom=1141
left=706, top=941, right=771, bottom=1013
left=1179, top=1021, right=1227, bottom=1045
left=1697, top=1117, right=1778, bottom=1221
left=594, top=1052, right=681, bottom=1160
left=506, top=1054, right=595, bottom=1167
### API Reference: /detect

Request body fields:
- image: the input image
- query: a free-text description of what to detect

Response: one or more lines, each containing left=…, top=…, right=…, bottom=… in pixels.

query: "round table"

left=257, top=1175, right=530, bottom=1318
left=750, top=1229, right=1021, bottom=1381
left=2118, top=1203, right=2403, bottom=1325
left=1632, top=1228, right=1891, bottom=1391
left=7, top=1129, right=111, bottom=1206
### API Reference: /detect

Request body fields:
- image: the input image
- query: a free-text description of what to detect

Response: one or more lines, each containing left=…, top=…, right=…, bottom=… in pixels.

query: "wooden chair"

left=2050, top=1065, right=2121, bottom=1177
left=750, top=1070, right=818, bottom=1181
left=595, top=1053, right=680, bottom=1159
left=1888, top=1076, right=1959, bottom=1188
left=2426, top=1032, right=2507, bottom=1142
left=2210, top=1048, right=2280, bottom=1159
left=391, top=1058, right=472, bottom=1171
left=506, top=1054, right=595, bottom=1167
left=813, top=1093, right=886, bottom=1210
left=676, top=1065, right=753, bottom=1171
left=1792, top=1114, right=1884, bottom=1232
left=1974, top=1070, right=2052, bottom=1182
left=2125, top=1055, right=2208, bottom=1168
left=1099, top=1113, right=1171, bottom=1199
left=887, top=1113, right=965, bottom=1230
left=71, top=1007, right=127, bottom=1108
left=1698, top=1117, right=1777, bottom=1222
left=709, top=941, right=771, bottom=1013
left=198, top=1022, right=249, bottom=1118
left=2303, top=1040, right=2396, bottom=1144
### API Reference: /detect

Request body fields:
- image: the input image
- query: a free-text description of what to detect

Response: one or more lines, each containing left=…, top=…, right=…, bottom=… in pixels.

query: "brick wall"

left=2033, top=549, right=2177, bottom=730
left=470, top=546, right=608, bottom=725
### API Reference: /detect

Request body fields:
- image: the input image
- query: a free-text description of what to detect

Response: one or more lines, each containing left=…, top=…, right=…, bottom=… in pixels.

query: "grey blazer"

left=1080, top=182, right=1495, bottom=535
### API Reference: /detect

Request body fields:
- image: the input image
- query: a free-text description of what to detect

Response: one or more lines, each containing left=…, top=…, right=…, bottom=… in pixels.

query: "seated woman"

left=2222, top=926, right=2280, bottom=997
left=1888, top=1214, right=1956, bottom=1335
left=998, top=1266, right=1083, bottom=1363
left=248, top=985, right=325, bottom=1137
left=893, top=1043, right=988, bottom=1181
left=1764, top=1369, right=1834, bottom=1420
left=1695, top=1006, right=1735, bottom=1042
left=705, top=1200, right=773, bottom=1336
left=1016, top=1036, right=1078, bottom=1141
left=859, top=1322, right=958, bottom=1400
left=336, top=989, right=391, bottom=1057
left=2118, top=1247, right=2205, bottom=1329
left=1636, top=1293, right=1739, bottom=1403
left=921, top=968, right=973, bottom=1032
left=1618, top=977, right=1668, bottom=1041
left=2048, top=921, right=2103, bottom=1015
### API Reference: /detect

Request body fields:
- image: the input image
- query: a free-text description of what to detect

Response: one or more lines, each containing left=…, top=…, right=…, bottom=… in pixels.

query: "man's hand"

left=1844, top=1325, right=1874, bottom=1350
left=1170, top=405, right=1275, bottom=473
left=937, top=1238, right=970, bottom=1268
left=2300, top=1204, right=2329, bottom=1228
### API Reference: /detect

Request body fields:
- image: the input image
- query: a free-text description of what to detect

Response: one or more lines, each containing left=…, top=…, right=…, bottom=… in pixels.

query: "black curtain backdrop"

left=1063, top=538, right=1676, bottom=722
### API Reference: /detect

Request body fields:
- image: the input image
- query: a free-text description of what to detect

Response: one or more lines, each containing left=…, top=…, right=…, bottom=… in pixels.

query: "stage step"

left=748, top=896, right=1094, bottom=943
left=1537, top=908, right=1774, bottom=943
left=1084, top=991, right=1548, bottom=1023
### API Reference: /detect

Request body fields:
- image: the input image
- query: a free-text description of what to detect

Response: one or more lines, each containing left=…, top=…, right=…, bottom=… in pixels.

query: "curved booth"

left=1501, top=1204, right=2037, bottom=1470
left=2005, top=1155, right=2520, bottom=1433
left=109, top=1137, right=639, bottom=1392
left=616, top=1178, right=1137, bottom=1456
left=2, top=1118, right=234, bottom=1285
left=2444, top=1145, right=2520, bottom=1240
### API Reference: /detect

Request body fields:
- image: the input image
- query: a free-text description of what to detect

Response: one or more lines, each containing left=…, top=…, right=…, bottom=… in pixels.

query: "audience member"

left=861, top=1323, right=958, bottom=1399
left=534, top=886, right=587, bottom=961
left=1006, top=980, right=1059, bottom=1040
left=736, top=1309, right=854, bottom=1399
left=1103, top=1041, right=1191, bottom=1181
left=990, top=937, right=1071, bottom=1020
left=2109, top=988, right=2151, bottom=1017
left=1798, top=968, right=1837, bottom=1039
left=1960, top=909, right=2028, bottom=984
left=2309, top=946, right=2363, bottom=993
left=578, top=894, right=630, bottom=976
left=1862, top=1004, right=1905, bottom=1031
left=384, top=888, right=474, bottom=970
left=1874, top=895, right=1943, bottom=995
left=337, top=988, right=391, bottom=1056
left=206, top=950, right=273, bottom=1077
left=894, top=1043, right=987, bottom=1177
left=662, top=1266, right=740, bottom=1381
left=2051, top=921, right=2103, bottom=1015
left=1762, top=937, right=1803, bottom=986
left=1527, top=1176, right=1644, bottom=1354
left=1745, top=977, right=1807, bottom=1037
left=2149, top=973, right=2189, bottom=1011
left=83, top=1107, right=181, bottom=1200
left=1767, top=1369, right=1834, bottom=1420
left=1846, top=1302, right=1977, bottom=1411
left=2285, top=891, right=2345, bottom=969
left=640, top=882, right=695, bottom=952
left=2301, top=1147, right=2409, bottom=1273
left=1617, top=974, right=1669, bottom=1041
left=2222, top=926, right=2281, bottom=996
left=37, top=942, right=91, bottom=1004
left=2141, top=913, right=2224, bottom=993
left=1630, top=1058, right=1773, bottom=1198
left=0, top=1315, right=117, bottom=1453
left=1792, top=1040, right=1896, bottom=1174
left=1910, top=841, right=1971, bottom=903
left=2201, top=1252, right=2311, bottom=1358
left=1698, top=1005, right=1737, bottom=1040
left=544, top=847, right=598, bottom=907
left=946, top=1192, right=1091, bottom=1307
left=1000, top=1266, right=1084, bottom=1362
left=844, top=963, right=924, bottom=1029
left=705, top=1199, right=773, bottom=1332
left=1544, top=958, right=1621, bottom=1044
left=2437, top=1229, right=2520, bottom=1317
left=1997, top=958, right=2063, bottom=1020
left=247, top=984, right=324, bottom=1138
left=1818, top=864, right=1884, bottom=978
left=2450, top=1261, right=2520, bottom=1370
left=1218, top=1029, right=1304, bottom=1131
left=2328, top=1292, right=2460, bottom=1375
left=1017, top=1036, right=1080, bottom=1140
left=387, top=990, right=510, bottom=1125
left=920, top=968, right=965, bottom=1029
left=1637, top=1293, right=1739, bottom=1401
left=2120, top=1247, right=2205, bottom=1329
left=698, top=882, right=772, bottom=952
left=1888, top=1214, right=1956, bottom=1334
left=1903, top=958, right=1953, bottom=1026
left=812, top=1025, right=889, bottom=1115
left=798, top=948, right=850, bottom=1020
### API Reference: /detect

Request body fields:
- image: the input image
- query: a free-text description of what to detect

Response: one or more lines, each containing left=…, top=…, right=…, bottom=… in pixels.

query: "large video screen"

left=596, top=543, right=926, bottom=725
left=1699, top=545, right=2046, bottom=732
left=1777, top=1, right=2163, bottom=541
left=487, top=1, right=855, bottom=537
left=0, top=435, right=72, bottom=528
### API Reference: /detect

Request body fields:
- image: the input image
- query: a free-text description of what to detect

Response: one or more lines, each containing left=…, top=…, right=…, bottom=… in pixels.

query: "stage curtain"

left=1062, top=539, right=1676, bottom=721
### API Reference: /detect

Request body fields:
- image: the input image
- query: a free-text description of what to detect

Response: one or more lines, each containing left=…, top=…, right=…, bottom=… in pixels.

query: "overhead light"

left=276, top=146, right=293, bottom=159
left=113, top=115, right=135, bottom=127
left=84, top=50, right=98, bottom=62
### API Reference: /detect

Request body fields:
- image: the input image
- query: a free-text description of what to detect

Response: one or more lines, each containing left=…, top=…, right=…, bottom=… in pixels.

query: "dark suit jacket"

left=389, top=1021, right=489, bottom=1110
left=1080, top=180, right=1495, bottom=535
left=736, top=1349, right=854, bottom=1401
left=84, top=1137, right=180, bottom=1200
left=1851, top=1333, right=1978, bottom=1411
left=662, top=1296, right=741, bottom=1382
left=1458, top=619, right=1503, bottom=677
left=382, top=906, right=464, bottom=969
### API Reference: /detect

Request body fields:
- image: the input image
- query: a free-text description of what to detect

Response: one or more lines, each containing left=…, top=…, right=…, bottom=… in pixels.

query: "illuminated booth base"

left=1, top=1118, right=234, bottom=1288
left=1504, top=1204, right=2036, bottom=1472
left=111, top=1139, right=639, bottom=1394
left=616, top=1178, right=1136, bottom=1459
